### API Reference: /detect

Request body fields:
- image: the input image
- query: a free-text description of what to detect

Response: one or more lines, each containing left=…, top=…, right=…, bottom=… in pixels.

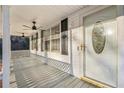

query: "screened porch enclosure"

left=1, top=5, right=124, bottom=88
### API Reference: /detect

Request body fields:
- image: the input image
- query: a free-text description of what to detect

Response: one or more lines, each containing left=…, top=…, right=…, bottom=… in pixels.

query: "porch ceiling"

left=9, top=5, right=85, bottom=36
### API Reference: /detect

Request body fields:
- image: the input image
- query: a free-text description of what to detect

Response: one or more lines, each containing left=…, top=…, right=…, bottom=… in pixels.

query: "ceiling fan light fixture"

left=22, top=33, right=25, bottom=37
left=32, top=25, right=37, bottom=30
left=23, top=21, right=42, bottom=30
left=32, top=21, right=36, bottom=24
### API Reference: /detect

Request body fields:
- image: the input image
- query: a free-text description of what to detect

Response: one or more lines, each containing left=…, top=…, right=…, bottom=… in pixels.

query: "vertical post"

left=69, top=29, right=73, bottom=75
left=29, top=36, right=32, bottom=57
left=44, top=40, right=48, bottom=65
left=60, top=24, right=62, bottom=54
left=49, top=29, right=51, bottom=64
left=2, top=5, right=10, bottom=88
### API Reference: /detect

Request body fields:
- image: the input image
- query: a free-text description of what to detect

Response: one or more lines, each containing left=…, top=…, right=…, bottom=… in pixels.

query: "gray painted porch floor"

left=12, top=56, right=97, bottom=88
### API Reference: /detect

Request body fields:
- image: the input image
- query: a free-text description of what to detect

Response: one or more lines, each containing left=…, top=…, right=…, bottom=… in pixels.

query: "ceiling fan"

left=16, top=32, right=28, bottom=37
left=22, top=21, right=42, bottom=30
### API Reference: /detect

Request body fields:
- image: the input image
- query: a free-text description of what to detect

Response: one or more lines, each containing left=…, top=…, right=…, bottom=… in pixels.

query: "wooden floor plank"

left=12, top=56, right=96, bottom=88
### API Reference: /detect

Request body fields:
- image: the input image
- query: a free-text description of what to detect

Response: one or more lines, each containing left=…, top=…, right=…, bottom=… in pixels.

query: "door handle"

left=80, top=44, right=86, bottom=51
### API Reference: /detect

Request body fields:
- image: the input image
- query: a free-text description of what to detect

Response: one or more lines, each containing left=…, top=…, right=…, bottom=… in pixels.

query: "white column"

left=29, top=36, right=31, bottom=51
left=69, top=29, right=73, bottom=75
left=68, top=18, right=74, bottom=75
left=2, top=5, right=10, bottom=88
left=117, top=5, right=124, bottom=88
left=37, top=31, right=41, bottom=54
left=49, top=29, right=51, bottom=52
left=29, top=36, right=32, bottom=56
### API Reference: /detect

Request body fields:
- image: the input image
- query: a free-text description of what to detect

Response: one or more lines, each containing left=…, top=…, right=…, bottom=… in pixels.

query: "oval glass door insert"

left=92, top=21, right=106, bottom=54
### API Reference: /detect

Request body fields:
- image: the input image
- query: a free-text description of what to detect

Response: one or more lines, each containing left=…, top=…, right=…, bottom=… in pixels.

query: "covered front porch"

left=1, top=5, right=124, bottom=88
left=10, top=54, right=96, bottom=88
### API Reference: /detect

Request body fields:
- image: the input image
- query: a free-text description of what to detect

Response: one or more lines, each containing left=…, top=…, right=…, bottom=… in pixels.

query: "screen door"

left=84, top=6, right=117, bottom=87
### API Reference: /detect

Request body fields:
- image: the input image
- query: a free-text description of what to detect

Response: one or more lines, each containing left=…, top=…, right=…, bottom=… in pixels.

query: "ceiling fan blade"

left=22, top=25, right=32, bottom=29
left=23, top=29, right=31, bottom=30
left=37, top=26, right=43, bottom=30
left=16, top=31, right=29, bottom=35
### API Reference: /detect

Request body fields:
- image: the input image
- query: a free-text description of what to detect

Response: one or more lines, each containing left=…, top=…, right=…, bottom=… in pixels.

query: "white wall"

left=117, top=6, right=124, bottom=88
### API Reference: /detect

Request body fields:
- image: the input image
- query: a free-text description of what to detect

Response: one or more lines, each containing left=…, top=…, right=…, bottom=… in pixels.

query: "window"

left=51, top=24, right=60, bottom=52
left=51, top=39, right=60, bottom=52
left=31, top=35, right=33, bottom=50
left=41, top=30, right=44, bottom=51
left=44, top=29, right=50, bottom=37
left=44, top=29, right=50, bottom=51
left=51, top=24, right=60, bottom=35
left=11, top=36, right=29, bottom=50
left=45, top=40, right=50, bottom=51
left=61, top=18, right=68, bottom=32
left=33, top=33, right=38, bottom=50
left=61, top=18, right=68, bottom=55
left=36, top=33, right=38, bottom=51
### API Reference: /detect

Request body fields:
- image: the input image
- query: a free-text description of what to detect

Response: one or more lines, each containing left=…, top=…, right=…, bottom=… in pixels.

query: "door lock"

left=80, top=44, right=86, bottom=51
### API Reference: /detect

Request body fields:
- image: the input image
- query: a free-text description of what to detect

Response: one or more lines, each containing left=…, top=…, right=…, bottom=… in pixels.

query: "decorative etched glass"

left=92, top=21, right=106, bottom=54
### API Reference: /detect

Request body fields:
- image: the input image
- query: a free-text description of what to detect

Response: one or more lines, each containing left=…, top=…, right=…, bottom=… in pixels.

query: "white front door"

left=84, top=6, right=117, bottom=87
